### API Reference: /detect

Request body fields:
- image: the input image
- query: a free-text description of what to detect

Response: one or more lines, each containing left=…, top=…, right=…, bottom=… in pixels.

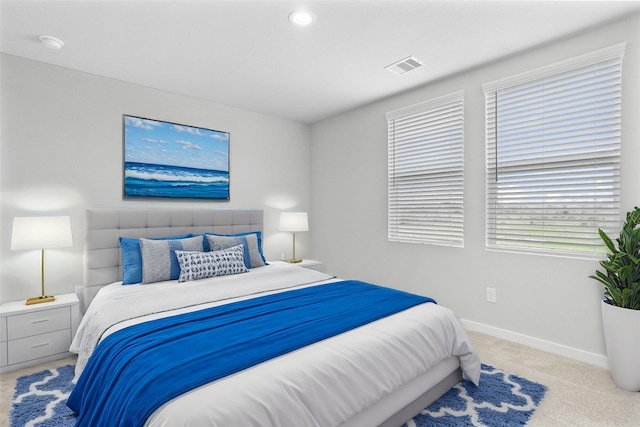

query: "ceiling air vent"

left=385, top=56, right=423, bottom=75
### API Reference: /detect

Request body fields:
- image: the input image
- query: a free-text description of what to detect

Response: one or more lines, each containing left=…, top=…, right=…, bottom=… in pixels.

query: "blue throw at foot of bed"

left=67, top=280, right=436, bottom=427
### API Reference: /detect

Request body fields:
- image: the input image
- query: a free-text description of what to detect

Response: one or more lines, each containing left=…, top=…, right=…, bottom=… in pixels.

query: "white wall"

left=1, top=54, right=312, bottom=303
left=310, top=15, right=640, bottom=366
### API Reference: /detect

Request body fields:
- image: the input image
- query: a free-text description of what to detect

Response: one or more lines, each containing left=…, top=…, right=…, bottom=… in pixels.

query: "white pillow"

left=175, top=245, right=248, bottom=282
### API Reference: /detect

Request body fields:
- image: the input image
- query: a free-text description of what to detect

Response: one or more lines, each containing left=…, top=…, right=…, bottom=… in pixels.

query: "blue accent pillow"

left=120, top=234, right=192, bottom=285
left=203, top=231, right=267, bottom=266
left=205, top=233, right=266, bottom=269
left=139, top=235, right=204, bottom=284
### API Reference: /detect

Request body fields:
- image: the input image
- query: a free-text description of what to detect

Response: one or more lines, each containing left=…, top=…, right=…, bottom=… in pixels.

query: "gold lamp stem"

left=288, top=232, right=302, bottom=263
left=292, top=232, right=297, bottom=260
left=41, top=249, right=45, bottom=296
left=26, top=249, right=55, bottom=305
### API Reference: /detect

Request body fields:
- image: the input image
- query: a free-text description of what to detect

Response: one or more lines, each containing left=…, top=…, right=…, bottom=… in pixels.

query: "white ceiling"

left=2, top=1, right=639, bottom=124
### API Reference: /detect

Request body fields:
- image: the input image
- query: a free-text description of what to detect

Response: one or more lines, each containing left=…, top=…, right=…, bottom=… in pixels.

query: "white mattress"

left=71, top=263, right=480, bottom=426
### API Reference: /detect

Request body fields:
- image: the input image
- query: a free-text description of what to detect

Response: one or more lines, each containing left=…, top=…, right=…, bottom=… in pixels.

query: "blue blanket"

left=67, top=280, right=435, bottom=427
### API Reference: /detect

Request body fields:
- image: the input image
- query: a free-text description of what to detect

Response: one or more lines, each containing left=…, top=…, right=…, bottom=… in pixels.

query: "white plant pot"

left=601, top=300, right=640, bottom=392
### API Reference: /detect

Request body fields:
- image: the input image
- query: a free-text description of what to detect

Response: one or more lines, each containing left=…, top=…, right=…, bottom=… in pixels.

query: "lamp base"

left=286, top=259, right=303, bottom=264
left=26, top=295, right=55, bottom=305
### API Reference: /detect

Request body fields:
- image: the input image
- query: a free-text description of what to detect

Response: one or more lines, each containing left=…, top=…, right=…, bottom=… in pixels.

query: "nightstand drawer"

left=0, top=341, right=7, bottom=367
left=7, top=307, right=70, bottom=340
left=0, top=317, right=6, bottom=342
left=8, top=329, right=71, bottom=365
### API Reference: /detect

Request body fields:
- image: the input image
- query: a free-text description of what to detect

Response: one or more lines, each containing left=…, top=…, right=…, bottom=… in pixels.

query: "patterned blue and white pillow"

left=175, top=245, right=248, bottom=282
left=139, top=235, right=204, bottom=284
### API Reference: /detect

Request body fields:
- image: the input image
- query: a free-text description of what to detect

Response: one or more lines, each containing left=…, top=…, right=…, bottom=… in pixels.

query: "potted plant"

left=590, top=206, right=640, bottom=391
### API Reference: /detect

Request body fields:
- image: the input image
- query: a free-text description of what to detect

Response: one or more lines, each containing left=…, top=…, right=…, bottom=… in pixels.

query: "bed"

left=69, top=207, right=480, bottom=427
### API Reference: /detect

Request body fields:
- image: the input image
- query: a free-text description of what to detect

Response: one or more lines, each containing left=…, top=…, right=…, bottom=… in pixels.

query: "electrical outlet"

left=281, top=252, right=285, bottom=260
left=486, top=287, right=497, bottom=303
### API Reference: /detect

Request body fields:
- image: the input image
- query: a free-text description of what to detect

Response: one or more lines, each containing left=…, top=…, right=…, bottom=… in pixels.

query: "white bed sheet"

left=71, top=263, right=337, bottom=377
left=71, top=263, right=480, bottom=427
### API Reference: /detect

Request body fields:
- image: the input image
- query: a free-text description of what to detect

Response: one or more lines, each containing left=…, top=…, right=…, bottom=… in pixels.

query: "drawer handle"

left=32, top=342, right=50, bottom=349
left=31, top=319, right=50, bottom=324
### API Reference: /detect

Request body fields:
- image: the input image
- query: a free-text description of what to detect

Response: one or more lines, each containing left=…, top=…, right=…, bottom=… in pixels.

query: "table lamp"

left=279, top=212, right=308, bottom=263
left=11, top=216, right=73, bottom=305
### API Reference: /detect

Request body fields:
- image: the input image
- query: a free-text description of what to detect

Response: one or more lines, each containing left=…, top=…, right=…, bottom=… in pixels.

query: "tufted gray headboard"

left=81, top=208, right=263, bottom=312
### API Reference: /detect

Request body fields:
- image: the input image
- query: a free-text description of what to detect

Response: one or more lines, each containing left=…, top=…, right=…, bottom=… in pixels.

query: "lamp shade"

left=11, top=216, right=73, bottom=250
left=279, top=212, right=309, bottom=232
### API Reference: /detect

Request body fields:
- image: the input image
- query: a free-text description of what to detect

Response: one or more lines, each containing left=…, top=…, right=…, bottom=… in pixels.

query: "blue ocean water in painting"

left=125, top=162, right=229, bottom=199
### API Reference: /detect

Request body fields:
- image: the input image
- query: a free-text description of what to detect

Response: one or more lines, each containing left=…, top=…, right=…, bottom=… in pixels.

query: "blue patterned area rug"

left=10, top=364, right=76, bottom=427
left=10, top=363, right=546, bottom=426
left=406, top=364, right=548, bottom=426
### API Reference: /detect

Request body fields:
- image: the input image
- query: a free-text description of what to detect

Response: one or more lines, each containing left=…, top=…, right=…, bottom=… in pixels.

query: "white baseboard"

left=461, top=319, right=610, bottom=370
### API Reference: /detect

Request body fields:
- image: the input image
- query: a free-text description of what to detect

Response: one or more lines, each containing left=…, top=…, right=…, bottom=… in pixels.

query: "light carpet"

left=10, top=363, right=546, bottom=427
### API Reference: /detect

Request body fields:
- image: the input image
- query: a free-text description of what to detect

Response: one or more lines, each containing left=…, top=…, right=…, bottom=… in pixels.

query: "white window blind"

left=484, top=43, right=625, bottom=257
left=387, top=91, right=464, bottom=246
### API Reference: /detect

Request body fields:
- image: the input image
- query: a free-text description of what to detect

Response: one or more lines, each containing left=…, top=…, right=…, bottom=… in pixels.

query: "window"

left=484, top=43, right=625, bottom=257
left=387, top=91, right=464, bottom=246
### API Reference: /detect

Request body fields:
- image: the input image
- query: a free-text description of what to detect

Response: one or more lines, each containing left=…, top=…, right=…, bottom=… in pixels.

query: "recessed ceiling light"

left=39, top=35, right=64, bottom=50
left=289, top=10, right=316, bottom=26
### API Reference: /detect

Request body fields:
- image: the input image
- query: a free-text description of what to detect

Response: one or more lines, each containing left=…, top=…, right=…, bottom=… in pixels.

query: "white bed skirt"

left=342, top=357, right=461, bottom=427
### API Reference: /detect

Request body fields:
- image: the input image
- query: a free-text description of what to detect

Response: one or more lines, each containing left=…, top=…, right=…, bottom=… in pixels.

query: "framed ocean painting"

left=123, top=115, right=230, bottom=200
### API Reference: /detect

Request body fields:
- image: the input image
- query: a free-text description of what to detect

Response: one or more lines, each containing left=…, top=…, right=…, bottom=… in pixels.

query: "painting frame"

left=122, top=114, right=230, bottom=200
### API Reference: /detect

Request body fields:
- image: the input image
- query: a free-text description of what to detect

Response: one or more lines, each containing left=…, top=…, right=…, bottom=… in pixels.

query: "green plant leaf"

left=599, top=228, right=617, bottom=254
left=590, top=206, right=640, bottom=310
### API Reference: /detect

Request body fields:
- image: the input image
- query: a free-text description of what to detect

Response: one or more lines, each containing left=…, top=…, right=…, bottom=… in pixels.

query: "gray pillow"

left=139, top=235, right=203, bottom=284
left=206, top=233, right=265, bottom=268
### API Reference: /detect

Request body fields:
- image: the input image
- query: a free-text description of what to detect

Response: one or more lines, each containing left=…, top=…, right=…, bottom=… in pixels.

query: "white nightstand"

left=271, top=259, right=324, bottom=272
left=297, top=259, right=324, bottom=272
left=0, top=293, right=80, bottom=373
